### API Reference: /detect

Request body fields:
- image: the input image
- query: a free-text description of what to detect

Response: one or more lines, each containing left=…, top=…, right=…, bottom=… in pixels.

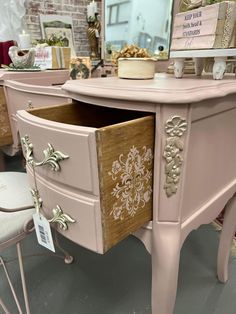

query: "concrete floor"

left=1, top=154, right=236, bottom=314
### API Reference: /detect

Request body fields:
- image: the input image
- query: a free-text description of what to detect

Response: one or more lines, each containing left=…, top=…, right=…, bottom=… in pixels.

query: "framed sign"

left=40, top=14, right=75, bottom=54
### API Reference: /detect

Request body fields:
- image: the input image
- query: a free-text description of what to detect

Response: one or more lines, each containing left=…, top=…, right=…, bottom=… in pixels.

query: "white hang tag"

left=33, top=213, right=55, bottom=252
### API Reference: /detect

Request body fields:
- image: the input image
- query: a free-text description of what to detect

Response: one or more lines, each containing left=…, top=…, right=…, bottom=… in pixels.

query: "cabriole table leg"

left=217, top=194, right=236, bottom=283
left=151, top=222, right=181, bottom=314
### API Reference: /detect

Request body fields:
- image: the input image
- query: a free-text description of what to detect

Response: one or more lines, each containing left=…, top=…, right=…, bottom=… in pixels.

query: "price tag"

left=33, top=213, right=55, bottom=252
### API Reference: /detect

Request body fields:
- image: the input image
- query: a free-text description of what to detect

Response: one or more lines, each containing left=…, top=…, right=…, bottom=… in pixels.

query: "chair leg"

left=0, top=256, right=23, bottom=314
left=54, top=231, right=74, bottom=264
left=17, top=242, right=30, bottom=314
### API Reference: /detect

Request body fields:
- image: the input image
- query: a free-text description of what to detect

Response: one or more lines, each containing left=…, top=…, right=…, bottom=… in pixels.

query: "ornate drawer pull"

left=21, top=135, right=69, bottom=171
left=31, top=188, right=76, bottom=231
left=48, top=205, right=76, bottom=231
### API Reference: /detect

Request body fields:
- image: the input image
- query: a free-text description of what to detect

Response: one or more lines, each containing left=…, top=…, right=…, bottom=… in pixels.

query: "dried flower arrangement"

left=112, top=44, right=152, bottom=65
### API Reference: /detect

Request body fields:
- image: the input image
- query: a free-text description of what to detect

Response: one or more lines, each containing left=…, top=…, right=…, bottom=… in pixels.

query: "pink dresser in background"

left=16, top=73, right=236, bottom=314
left=0, top=69, right=70, bottom=156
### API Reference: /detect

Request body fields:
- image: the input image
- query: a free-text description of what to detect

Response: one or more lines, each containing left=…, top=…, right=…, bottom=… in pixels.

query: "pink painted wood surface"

left=62, top=74, right=236, bottom=313
left=16, top=73, right=236, bottom=314
left=217, top=195, right=236, bottom=283
left=0, top=69, right=69, bottom=86
left=3, top=80, right=71, bottom=156
left=62, top=73, right=236, bottom=105
left=18, top=109, right=99, bottom=195
left=0, top=70, right=70, bottom=156
left=27, top=168, right=103, bottom=253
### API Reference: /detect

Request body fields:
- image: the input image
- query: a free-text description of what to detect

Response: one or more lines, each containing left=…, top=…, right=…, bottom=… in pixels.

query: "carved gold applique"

left=21, top=135, right=69, bottom=171
left=108, top=146, right=153, bottom=221
left=48, top=205, right=76, bottom=231
left=163, top=116, right=187, bottom=197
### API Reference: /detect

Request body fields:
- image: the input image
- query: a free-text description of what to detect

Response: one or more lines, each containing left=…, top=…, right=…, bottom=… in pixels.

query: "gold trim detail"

left=48, top=205, right=76, bottom=231
left=163, top=116, right=187, bottom=197
left=21, top=135, right=69, bottom=171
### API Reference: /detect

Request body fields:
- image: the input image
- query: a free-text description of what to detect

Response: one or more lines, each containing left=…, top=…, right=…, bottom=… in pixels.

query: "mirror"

left=103, top=0, right=174, bottom=61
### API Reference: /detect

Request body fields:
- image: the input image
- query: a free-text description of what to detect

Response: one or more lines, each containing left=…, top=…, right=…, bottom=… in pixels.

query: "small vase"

left=118, top=57, right=156, bottom=79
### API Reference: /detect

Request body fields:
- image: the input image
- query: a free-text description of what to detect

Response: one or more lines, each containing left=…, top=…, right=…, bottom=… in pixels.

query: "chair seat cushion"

left=0, top=172, right=34, bottom=211
left=0, top=208, right=35, bottom=244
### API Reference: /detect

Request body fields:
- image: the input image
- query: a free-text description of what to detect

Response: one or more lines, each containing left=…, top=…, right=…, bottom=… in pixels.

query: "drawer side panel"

left=96, top=115, right=155, bottom=252
left=0, top=87, right=12, bottom=147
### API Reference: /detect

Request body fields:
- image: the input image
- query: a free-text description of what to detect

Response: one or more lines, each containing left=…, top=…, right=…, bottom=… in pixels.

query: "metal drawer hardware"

left=31, top=188, right=42, bottom=213
left=21, top=135, right=69, bottom=171
left=31, top=188, right=76, bottom=231
left=48, top=205, right=76, bottom=231
left=27, top=100, right=33, bottom=109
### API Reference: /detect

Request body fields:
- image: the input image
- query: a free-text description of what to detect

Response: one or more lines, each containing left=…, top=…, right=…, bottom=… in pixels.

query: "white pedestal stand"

left=170, top=49, right=236, bottom=80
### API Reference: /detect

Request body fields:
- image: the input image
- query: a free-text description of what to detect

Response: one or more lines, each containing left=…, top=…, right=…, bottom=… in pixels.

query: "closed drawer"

left=27, top=169, right=103, bottom=253
left=0, top=87, right=12, bottom=147
left=17, top=102, right=154, bottom=252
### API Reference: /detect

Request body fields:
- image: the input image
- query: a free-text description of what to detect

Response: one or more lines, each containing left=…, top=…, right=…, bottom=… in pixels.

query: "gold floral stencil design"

left=0, top=103, right=10, bottom=136
left=108, top=146, right=153, bottom=221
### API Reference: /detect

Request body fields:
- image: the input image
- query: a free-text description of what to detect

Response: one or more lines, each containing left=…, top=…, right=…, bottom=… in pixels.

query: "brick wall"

left=25, top=0, right=101, bottom=56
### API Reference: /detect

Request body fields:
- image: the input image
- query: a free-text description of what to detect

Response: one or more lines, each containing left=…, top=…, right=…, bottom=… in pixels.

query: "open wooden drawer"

left=0, top=87, right=12, bottom=147
left=17, top=101, right=155, bottom=253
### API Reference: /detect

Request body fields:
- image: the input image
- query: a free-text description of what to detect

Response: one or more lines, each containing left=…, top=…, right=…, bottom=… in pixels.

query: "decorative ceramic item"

left=8, top=46, right=36, bottom=69
left=118, top=57, right=156, bottom=79
left=113, top=44, right=156, bottom=79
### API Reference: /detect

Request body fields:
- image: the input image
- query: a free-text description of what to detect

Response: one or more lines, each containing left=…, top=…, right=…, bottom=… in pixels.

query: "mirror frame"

left=101, top=0, right=174, bottom=62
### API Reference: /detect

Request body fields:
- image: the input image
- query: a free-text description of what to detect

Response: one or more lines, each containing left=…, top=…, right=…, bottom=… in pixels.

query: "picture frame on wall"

left=40, top=14, right=75, bottom=54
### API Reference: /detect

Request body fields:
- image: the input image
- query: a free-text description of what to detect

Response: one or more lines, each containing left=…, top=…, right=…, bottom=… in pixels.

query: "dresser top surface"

left=63, top=73, right=236, bottom=104
left=0, top=69, right=69, bottom=82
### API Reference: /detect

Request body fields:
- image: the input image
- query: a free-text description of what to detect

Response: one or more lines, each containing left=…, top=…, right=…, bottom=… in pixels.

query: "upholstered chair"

left=0, top=171, right=73, bottom=313
left=0, top=171, right=35, bottom=314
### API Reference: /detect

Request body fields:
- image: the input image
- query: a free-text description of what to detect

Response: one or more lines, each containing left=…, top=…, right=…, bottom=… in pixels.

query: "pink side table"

left=17, top=73, right=236, bottom=313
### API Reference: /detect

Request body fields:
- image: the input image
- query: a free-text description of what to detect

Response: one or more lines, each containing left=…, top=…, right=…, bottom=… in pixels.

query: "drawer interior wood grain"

left=0, top=87, right=13, bottom=147
left=28, top=101, right=151, bottom=128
